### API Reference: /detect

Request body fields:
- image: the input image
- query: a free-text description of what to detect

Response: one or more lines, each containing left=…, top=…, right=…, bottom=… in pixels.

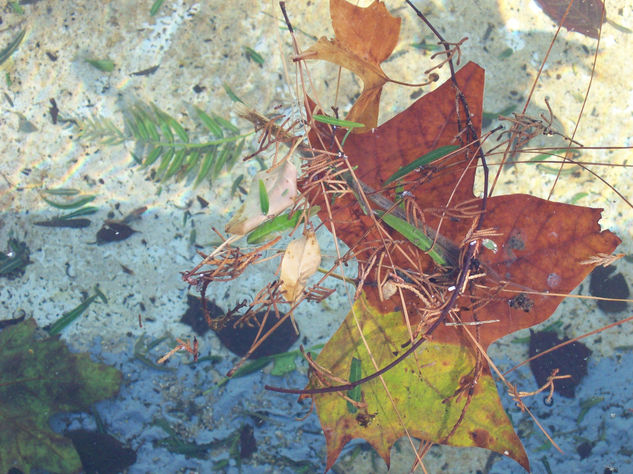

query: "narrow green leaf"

left=212, top=113, right=239, bottom=134
left=213, top=143, right=232, bottom=178
left=243, top=46, right=264, bottom=65
left=41, top=194, right=96, bottom=210
left=143, top=146, right=164, bottom=167
left=0, top=28, right=26, bottom=67
left=43, top=188, right=80, bottom=196
left=181, top=150, right=201, bottom=178
left=222, top=83, right=244, bottom=103
left=85, top=58, right=115, bottom=72
left=163, top=149, right=186, bottom=181
left=346, top=357, right=362, bottom=413
left=49, top=293, right=101, bottom=335
left=231, top=175, right=245, bottom=197
left=528, top=149, right=568, bottom=162
left=377, top=211, right=447, bottom=266
left=59, top=206, right=99, bottom=220
left=570, top=192, right=588, bottom=204
left=247, top=207, right=320, bottom=244
left=129, top=110, right=150, bottom=141
left=384, top=145, right=459, bottom=185
left=150, top=0, right=165, bottom=16
left=482, top=105, right=517, bottom=121
left=498, top=47, right=513, bottom=59
left=312, top=114, right=364, bottom=129
left=144, top=117, right=161, bottom=142
left=168, top=117, right=189, bottom=143
left=194, top=149, right=217, bottom=187
left=226, top=139, right=245, bottom=171
left=194, top=107, right=223, bottom=138
left=155, top=148, right=175, bottom=180
left=258, top=179, right=269, bottom=215
left=159, top=118, right=174, bottom=143
left=9, top=1, right=24, bottom=14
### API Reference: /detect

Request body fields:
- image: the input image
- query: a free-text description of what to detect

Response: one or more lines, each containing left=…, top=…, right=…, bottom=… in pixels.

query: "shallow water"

left=1, top=0, right=632, bottom=473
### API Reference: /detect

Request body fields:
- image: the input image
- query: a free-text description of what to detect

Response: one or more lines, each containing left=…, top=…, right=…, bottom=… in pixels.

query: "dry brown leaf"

left=301, top=0, right=401, bottom=130
left=280, top=230, right=321, bottom=303
left=225, top=160, right=297, bottom=235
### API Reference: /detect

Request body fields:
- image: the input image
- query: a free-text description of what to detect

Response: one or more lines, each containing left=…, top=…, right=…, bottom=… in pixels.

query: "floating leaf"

left=279, top=230, right=321, bottom=303
left=225, top=160, right=298, bottom=235
left=302, top=55, right=619, bottom=471
left=300, top=0, right=401, bottom=130
left=534, top=0, right=606, bottom=38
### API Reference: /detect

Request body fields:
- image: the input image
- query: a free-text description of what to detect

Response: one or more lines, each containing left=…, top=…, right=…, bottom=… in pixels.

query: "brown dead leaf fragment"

left=534, top=0, right=606, bottom=38
left=300, top=0, right=401, bottom=130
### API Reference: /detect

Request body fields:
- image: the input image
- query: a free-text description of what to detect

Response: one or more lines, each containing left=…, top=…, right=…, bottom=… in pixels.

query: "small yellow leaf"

left=280, top=230, right=321, bottom=303
left=225, top=161, right=297, bottom=235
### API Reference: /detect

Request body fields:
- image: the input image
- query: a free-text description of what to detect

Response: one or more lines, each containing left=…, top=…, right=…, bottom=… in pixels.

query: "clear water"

left=1, top=0, right=632, bottom=473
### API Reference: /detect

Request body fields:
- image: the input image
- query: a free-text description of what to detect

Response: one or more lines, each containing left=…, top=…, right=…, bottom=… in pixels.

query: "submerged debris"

left=64, top=430, right=136, bottom=473
left=180, top=295, right=298, bottom=358
left=96, top=222, right=137, bottom=243
left=589, top=264, right=630, bottom=313
left=529, top=330, right=591, bottom=399
left=0, top=237, right=31, bottom=279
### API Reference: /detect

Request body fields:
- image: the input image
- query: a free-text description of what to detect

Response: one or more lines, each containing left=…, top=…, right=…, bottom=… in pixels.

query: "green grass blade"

left=43, top=188, right=80, bottom=196
left=384, top=145, right=459, bottom=185
left=313, top=114, right=364, bottom=128
left=60, top=206, right=99, bottom=220
left=85, top=59, right=115, bottom=72
left=258, top=179, right=269, bottom=214
left=150, top=0, right=165, bottom=16
left=247, top=207, right=320, bottom=244
left=243, top=46, right=265, bottom=65
left=41, top=194, right=96, bottom=210
left=49, top=293, right=101, bottom=335
left=0, top=28, right=26, bottom=67
left=346, top=357, right=362, bottom=413
left=222, top=83, right=244, bottom=103
left=377, top=211, right=447, bottom=266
